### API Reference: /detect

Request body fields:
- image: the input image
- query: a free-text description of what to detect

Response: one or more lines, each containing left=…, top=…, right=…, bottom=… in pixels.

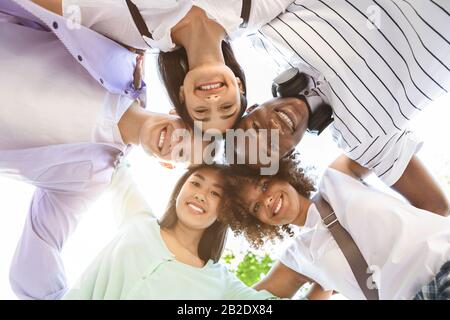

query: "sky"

left=0, top=38, right=449, bottom=299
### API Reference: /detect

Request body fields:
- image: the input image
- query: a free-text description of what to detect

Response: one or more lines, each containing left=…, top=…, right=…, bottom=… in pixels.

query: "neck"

left=171, top=7, right=226, bottom=69
left=169, top=222, right=204, bottom=256
left=118, top=101, right=147, bottom=145
left=291, top=195, right=313, bottom=227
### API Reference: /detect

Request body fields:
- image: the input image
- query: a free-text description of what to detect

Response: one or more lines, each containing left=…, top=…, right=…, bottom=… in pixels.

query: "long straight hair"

left=158, top=164, right=229, bottom=263
left=158, top=40, right=248, bottom=129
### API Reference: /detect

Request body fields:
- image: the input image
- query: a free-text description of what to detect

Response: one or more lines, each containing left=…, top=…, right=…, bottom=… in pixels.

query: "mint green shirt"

left=63, top=166, right=275, bottom=300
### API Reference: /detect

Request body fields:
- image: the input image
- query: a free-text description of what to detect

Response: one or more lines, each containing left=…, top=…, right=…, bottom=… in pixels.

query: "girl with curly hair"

left=221, top=155, right=450, bottom=300
left=11, top=163, right=277, bottom=300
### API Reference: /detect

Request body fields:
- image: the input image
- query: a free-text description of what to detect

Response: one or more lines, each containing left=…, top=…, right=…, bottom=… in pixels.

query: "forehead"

left=235, top=176, right=261, bottom=203
left=190, top=168, right=223, bottom=185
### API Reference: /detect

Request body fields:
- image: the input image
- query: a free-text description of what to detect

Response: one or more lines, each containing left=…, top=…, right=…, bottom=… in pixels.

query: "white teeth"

left=188, top=203, right=204, bottom=213
left=158, top=130, right=166, bottom=149
left=274, top=197, right=283, bottom=214
left=278, top=111, right=294, bottom=131
left=199, top=83, right=223, bottom=91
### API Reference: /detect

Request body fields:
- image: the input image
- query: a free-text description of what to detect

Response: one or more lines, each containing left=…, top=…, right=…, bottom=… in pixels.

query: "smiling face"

left=236, top=97, right=309, bottom=164
left=139, top=112, right=191, bottom=162
left=180, top=64, right=243, bottom=133
left=175, top=168, right=224, bottom=230
left=239, top=177, right=302, bottom=226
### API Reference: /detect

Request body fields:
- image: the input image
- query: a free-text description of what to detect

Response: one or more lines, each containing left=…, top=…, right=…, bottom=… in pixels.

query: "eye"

left=211, top=190, right=221, bottom=198
left=190, top=181, right=200, bottom=187
left=221, top=104, right=233, bottom=111
left=261, top=180, right=269, bottom=193
left=253, top=202, right=261, bottom=214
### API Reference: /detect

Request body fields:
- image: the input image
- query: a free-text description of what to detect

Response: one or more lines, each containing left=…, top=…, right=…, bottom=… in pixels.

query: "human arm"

left=224, top=270, right=277, bottom=300
left=31, top=0, right=62, bottom=15
left=330, top=154, right=449, bottom=216
left=8, top=158, right=113, bottom=299
left=391, top=155, right=449, bottom=216
left=108, top=162, right=154, bottom=226
left=253, top=261, right=332, bottom=299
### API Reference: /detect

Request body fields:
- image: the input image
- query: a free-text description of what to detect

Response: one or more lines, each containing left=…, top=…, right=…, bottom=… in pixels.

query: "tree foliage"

left=222, top=251, right=274, bottom=286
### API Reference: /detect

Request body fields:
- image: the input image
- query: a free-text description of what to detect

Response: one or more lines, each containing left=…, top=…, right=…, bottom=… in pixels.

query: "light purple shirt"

left=0, top=0, right=138, bottom=299
left=2, top=0, right=145, bottom=99
left=2, top=143, right=128, bottom=299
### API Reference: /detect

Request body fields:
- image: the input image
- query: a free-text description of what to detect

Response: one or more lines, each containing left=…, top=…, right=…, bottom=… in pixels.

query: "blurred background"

left=1, top=37, right=449, bottom=300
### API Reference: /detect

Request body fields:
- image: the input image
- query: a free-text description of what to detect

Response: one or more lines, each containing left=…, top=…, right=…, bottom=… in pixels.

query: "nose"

left=265, top=194, right=274, bottom=209
left=205, top=94, right=220, bottom=102
left=194, top=193, right=205, bottom=203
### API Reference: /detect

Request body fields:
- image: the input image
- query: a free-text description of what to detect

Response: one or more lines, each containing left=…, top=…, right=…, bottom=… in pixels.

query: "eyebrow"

left=193, top=174, right=205, bottom=180
left=193, top=173, right=224, bottom=190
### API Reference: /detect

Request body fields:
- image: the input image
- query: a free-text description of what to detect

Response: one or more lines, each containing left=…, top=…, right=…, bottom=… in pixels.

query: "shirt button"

left=52, top=22, right=58, bottom=29
left=100, top=78, right=104, bottom=84
left=317, top=81, right=322, bottom=85
left=124, top=90, right=129, bottom=94
left=77, top=55, right=83, bottom=62
left=304, top=90, right=309, bottom=96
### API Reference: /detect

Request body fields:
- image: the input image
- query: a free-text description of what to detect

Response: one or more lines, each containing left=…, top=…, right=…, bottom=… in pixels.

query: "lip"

left=195, top=81, right=226, bottom=94
left=186, top=200, right=206, bottom=214
left=275, top=108, right=297, bottom=134
left=153, top=124, right=174, bottom=157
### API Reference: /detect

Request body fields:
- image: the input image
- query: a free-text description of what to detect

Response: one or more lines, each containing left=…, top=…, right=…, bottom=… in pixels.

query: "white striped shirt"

left=249, top=0, right=450, bottom=185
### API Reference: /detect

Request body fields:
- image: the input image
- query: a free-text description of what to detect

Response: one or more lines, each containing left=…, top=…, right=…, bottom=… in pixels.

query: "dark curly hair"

left=220, top=154, right=316, bottom=248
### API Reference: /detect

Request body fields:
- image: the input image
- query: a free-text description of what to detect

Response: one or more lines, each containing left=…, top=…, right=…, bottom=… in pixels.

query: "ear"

left=246, top=103, right=259, bottom=114
left=179, top=86, right=185, bottom=103
left=169, top=108, right=178, bottom=116
left=236, top=77, right=244, bottom=95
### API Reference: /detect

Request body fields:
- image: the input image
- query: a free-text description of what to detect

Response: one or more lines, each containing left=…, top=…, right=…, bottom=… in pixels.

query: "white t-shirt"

left=0, top=19, right=132, bottom=150
left=280, top=168, right=450, bottom=300
left=62, top=0, right=294, bottom=51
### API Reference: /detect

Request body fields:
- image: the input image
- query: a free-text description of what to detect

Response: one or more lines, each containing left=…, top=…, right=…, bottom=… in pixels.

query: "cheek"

left=280, top=138, right=296, bottom=157
left=288, top=189, right=299, bottom=212
left=208, top=198, right=221, bottom=219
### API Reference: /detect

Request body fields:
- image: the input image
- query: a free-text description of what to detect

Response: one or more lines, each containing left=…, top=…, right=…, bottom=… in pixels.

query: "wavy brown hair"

left=159, top=164, right=230, bottom=263
left=220, top=154, right=316, bottom=248
left=158, top=40, right=247, bottom=129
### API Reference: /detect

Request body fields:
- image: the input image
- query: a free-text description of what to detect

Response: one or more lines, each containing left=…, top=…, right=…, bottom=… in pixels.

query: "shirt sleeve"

left=108, top=162, right=154, bottom=226
left=343, top=129, right=423, bottom=186
left=225, top=271, right=277, bottom=300
left=9, top=175, right=111, bottom=300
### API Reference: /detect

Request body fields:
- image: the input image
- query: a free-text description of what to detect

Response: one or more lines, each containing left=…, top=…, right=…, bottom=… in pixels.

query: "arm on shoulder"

left=330, top=154, right=449, bottom=216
